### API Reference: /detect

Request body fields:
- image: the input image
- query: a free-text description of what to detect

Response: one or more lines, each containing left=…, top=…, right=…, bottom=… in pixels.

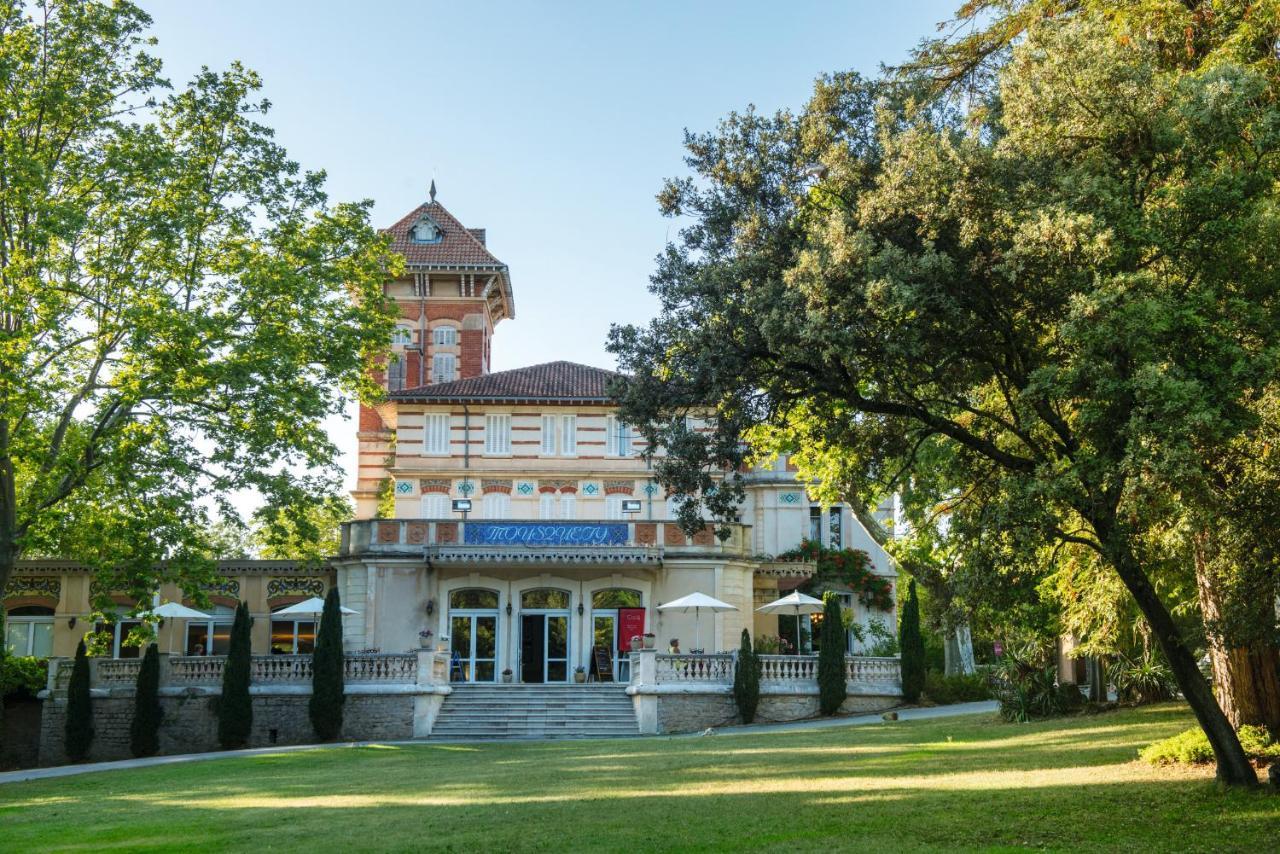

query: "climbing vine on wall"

left=776, top=540, right=893, bottom=611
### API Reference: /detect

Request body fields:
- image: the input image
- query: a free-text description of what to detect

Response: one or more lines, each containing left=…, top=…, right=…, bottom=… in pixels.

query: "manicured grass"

left=1, top=704, right=1276, bottom=852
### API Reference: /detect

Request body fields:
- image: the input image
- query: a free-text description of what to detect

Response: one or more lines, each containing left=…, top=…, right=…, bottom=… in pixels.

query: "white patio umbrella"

left=756, top=591, right=825, bottom=655
left=271, top=597, right=359, bottom=618
left=141, top=602, right=211, bottom=654
left=657, top=592, right=738, bottom=652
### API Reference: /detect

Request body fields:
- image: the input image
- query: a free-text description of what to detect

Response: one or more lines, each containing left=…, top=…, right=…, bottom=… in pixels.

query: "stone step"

left=431, top=684, right=638, bottom=740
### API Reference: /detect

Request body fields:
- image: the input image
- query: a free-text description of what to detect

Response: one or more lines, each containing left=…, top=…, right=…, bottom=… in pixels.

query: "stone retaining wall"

left=38, top=690, right=416, bottom=767
left=653, top=690, right=899, bottom=733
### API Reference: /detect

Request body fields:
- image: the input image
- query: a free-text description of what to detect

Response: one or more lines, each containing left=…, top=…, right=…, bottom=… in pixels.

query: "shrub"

left=752, top=634, right=783, bottom=655
left=1141, top=725, right=1280, bottom=766
left=862, top=619, right=898, bottom=657
left=310, top=588, right=346, bottom=741
left=992, top=644, right=1080, bottom=722
left=923, top=668, right=993, bottom=705
left=817, top=594, right=847, bottom=715
left=1, top=656, right=48, bottom=699
left=1110, top=651, right=1178, bottom=705
left=218, top=601, right=253, bottom=749
left=733, top=628, right=761, bottom=724
left=130, top=644, right=162, bottom=757
left=899, top=580, right=925, bottom=703
left=65, top=640, right=93, bottom=762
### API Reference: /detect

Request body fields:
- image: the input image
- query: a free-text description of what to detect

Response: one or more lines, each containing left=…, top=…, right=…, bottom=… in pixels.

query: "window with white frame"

left=561, top=415, right=577, bottom=455
left=271, top=606, right=315, bottom=655
left=606, top=416, right=635, bottom=457
left=387, top=356, right=406, bottom=391
left=4, top=606, right=54, bottom=657
left=391, top=326, right=413, bottom=346
left=605, top=495, right=624, bottom=520
left=424, top=413, right=450, bottom=455
left=421, top=493, right=448, bottom=518
left=539, top=493, right=557, bottom=519
left=485, top=414, right=511, bottom=455
left=559, top=493, right=576, bottom=519
left=184, top=605, right=236, bottom=656
left=482, top=492, right=510, bottom=518
left=541, top=415, right=557, bottom=455
left=432, top=326, right=457, bottom=346
left=93, top=614, right=144, bottom=659
left=431, top=353, right=456, bottom=384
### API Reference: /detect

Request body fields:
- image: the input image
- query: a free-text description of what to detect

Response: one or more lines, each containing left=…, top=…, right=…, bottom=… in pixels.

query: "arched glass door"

left=591, top=588, right=642, bottom=682
left=519, top=588, right=569, bottom=683
left=449, top=589, right=499, bottom=682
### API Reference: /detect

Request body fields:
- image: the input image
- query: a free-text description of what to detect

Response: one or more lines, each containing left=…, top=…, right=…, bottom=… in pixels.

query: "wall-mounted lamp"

left=451, top=499, right=472, bottom=513
left=68, top=616, right=77, bottom=629
left=425, top=599, right=435, bottom=616
left=577, top=602, right=584, bottom=616
left=505, top=602, right=513, bottom=616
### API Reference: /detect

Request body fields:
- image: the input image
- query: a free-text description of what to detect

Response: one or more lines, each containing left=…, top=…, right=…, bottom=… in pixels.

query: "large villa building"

left=6, top=192, right=900, bottom=689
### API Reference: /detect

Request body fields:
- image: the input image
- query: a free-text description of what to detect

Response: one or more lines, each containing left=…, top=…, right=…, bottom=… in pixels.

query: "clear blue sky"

left=141, top=0, right=959, bottom=507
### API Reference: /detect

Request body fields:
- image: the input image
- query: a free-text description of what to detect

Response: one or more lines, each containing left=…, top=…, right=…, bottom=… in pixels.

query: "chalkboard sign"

left=591, top=645, right=614, bottom=683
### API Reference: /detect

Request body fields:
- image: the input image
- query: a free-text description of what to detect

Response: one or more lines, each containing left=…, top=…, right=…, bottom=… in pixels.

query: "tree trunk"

left=1193, top=534, right=1280, bottom=738
left=944, top=624, right=976, bottom=675
left=1100, top=522, right=1257, bottom=787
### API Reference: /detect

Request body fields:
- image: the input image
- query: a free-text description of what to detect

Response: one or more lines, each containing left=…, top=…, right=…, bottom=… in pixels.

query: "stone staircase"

left=430, top=683, right=638, bottom=740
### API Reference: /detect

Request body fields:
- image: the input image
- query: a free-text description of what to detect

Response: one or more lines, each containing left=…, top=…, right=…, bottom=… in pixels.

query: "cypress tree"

left=732, top=628, right=760, bottom=724
left=899, top=579, right=926, bottom=703
left=218, top=601, right=253, bottom=749
left=309, top=587, right=346, bottom=741
left=65, top=640, right=93, bottom=762
left=817, top=594, right=847, bottom=715
left=130, top=644, right=162, bottom=757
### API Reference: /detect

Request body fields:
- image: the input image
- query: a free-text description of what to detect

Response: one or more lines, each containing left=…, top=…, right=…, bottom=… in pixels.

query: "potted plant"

left=502, top=668, right=514, bottom=684
left=629, top=635, right=643, bottom=652
left=574, top=666, right=587, bottom=684
left=642, top=632, right=656, bottom=650
left=418, top=629, right=433, bottom=648
left=436, top=635, right=450, bottom=653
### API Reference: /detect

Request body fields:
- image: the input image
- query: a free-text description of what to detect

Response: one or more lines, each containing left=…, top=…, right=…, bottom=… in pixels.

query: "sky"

left=141, top=0, right=960, bottom=509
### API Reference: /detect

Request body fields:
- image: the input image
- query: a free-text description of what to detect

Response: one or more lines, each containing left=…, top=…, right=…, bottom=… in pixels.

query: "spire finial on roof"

left=429, top=178, right=437, bottom=203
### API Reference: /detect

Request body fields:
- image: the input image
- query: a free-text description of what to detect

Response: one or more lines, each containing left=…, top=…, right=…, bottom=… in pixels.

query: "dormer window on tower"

left=410, top=215, right=442, bottom=244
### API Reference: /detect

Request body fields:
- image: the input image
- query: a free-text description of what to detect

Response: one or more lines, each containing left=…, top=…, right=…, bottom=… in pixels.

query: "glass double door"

left=591, top=612, right=630, bottom=682
left=520, top=612, right=569, bottom=683
left=451, top=612, right=498, bottom=682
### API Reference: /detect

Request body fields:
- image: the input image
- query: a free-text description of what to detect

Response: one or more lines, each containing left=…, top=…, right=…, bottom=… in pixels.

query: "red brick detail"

left=420, top=301, right=487, bottom=323
left=663, top=524, right=686, bottom=547
left=693, top=526, right=716, bottom=546
left=635, top=523, right=657, bottom=545
left=406, top=522, right=428, bottom=544
left=436, top=522, right=458, bottom=544
left=377, top=521, right=399, bottom=544
left=419, top=481, right=450, bottom=494
left=3, top=595, right=57, bottom=610
left=359, top=404, right=386, bottom=431
left=558, top=486, right=577, bottom=494
left=460, top=328, right=485, bottom=379
left=603, top=481, right=635, bottom=495
left=481, top=482, right=512, bottom=494
left=538, top=485, right=559, bottom=494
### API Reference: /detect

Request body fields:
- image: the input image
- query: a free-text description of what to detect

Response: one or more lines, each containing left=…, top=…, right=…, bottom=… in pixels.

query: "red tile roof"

left=392, top=361, right=623, bottom=403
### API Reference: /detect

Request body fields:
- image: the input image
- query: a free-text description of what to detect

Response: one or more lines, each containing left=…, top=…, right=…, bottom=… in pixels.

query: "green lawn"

left=2, top=704, right=1276, bottom=852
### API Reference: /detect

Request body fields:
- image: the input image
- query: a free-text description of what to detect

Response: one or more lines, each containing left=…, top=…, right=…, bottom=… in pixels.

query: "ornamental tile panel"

left=419, top=478, right=451, bottom=494
left=693, top=525, right=716, bottom=546
left=407, top=521, right=429, bottom=544
left=436, top=522, right=458, bottom=544
left=481, top=479, right=513, bottom=494
left=266, top=578, right=327, bottom=599
left=3, top=576, right=60, bottom=600
left=201, top=579, right=241, bottom=599
left=603, top=480, right=635, bottom=496
left=664, top=524, right=686, bottom=546
left=635, top=523, right=657, bottom=545
left=377, top=521, right=399, bottom=543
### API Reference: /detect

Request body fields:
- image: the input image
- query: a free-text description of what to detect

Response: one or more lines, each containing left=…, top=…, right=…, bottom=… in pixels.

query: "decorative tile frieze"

left=419, top=478, right=451, bottom=494
left=3, top=576, right=60, bottom=600
left=201, top=578, right=241, bottom=599
left=581, top=481, right=601, bottom=496
left=515, top=481, right=536, bottom=496
left=603, top=480, right=636, bottom=496
left=779, top=492, right=802, bottom=505
left=481, top=479, right=513, bottom=494
left=457, top=480, right=475, bottom=497
left=394, top=479, right=415, bottom=496
left=266, top=577, right=326, bottom=599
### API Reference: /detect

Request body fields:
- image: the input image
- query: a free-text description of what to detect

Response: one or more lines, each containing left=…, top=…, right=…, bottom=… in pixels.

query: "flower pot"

left=502, top=672, right=513, bottom=683
left=629, top=636, right=643, bottom=652
left=419, top=636, right=431, bottom=648
left=574, top=670, right=587, bottom=683
left=642, top=635, right=656, bottom=650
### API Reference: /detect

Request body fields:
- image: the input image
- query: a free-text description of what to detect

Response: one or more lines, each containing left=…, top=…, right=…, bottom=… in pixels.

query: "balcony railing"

left=53, top=653, right=419, bottom=691
left=643, top=652, right=901, bottom=692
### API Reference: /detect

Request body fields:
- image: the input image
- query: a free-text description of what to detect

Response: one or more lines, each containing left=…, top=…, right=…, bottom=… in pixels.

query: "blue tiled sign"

left=463, top=522, right=629, bottom=547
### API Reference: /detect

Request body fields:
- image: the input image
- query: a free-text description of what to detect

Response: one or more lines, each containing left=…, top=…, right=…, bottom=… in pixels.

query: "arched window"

left=432, top=326, right=457, bottom=347
left=185, top=605, right=236, bottom=656
left=5, top=605, right=54, bottom=657
left=521, top=589, right=569, bottom=610
left=390, top=326, right=413, bottom=346
left=450, top=589, right=498, bottom=610
left=592, top=589, right=642, bottom=609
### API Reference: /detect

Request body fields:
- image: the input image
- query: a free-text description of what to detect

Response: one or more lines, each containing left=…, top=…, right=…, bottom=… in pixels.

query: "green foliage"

left=861, top=619, right=898, bottom=657
left=0, top=1, right=400, bottom=602
left=817, top=594, right=847, bottom=715
left=65, top=641, right=93, bottom=762
left=899, top=580, right=926, bottom=703
left=992, top=644, right=1083, bottom=723
left=1, top=656, right=48, bottom=699
left=778, top=541, right=893, bottom=610
left=1110, top=652, right=1179, bottom=706
left=923, top=669, right=992, bottom=705
left=1141, top=725, right=1280, bottom=766
left=130, top=644, right=162, bottom=758
left=733, top=628, right=761, bottom=724
left=218, top=602, right=253, bottom=749
left=255, top=497, right=353, bottom=564
left=309, top=588, right=346, bottom=741
left=752, top=635, right=784, bottom=654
